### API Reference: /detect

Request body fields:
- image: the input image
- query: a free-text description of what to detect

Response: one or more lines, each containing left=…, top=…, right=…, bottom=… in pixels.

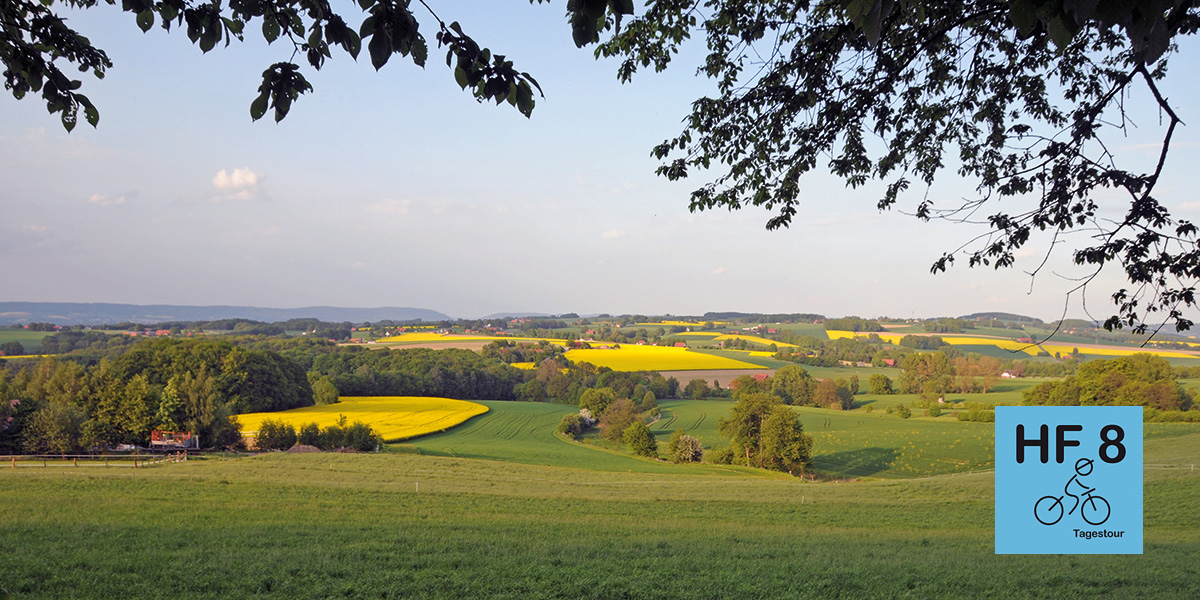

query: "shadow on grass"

left=812, top=447, right=900, bottom=478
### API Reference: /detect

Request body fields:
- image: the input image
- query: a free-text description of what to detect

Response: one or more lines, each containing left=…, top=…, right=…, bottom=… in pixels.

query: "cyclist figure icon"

left=1034, top=457, right=1111, bottom=526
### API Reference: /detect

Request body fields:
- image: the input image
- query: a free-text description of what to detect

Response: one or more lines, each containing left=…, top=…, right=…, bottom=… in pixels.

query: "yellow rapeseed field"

left=825, top=330, right=1198, bottom=358
left=236, top=396, right=488, bottom=442
left=565, top=345, right=762, bottom=371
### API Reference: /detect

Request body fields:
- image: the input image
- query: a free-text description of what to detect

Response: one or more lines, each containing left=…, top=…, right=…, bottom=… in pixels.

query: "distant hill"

left=0, top=302, right=451, bottom=326
left=958, top=312, right=1044, bottom=324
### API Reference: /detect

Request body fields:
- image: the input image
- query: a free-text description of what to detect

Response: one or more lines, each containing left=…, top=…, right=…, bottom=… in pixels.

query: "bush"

left=256, top=418, right=297, bottom=450
left=623, top=421, right=658, bottom=458
left=704, top=445, right=736, bottom=465
left=558, top=413, right=586, bottom=437
left=671, top=434, right=704, bottom=463
left=956, top=408, right=995, bottom=422
left=667, top=428, right=685, bottom=455
left=896, top=404, right=912, bottom=419
left=341, top=421, right=381, bottom=452
left=298, top=422, right=321, bottom=446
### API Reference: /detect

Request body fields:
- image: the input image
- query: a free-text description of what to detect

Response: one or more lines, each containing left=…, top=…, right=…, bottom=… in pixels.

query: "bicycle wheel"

left=1082, top=495, right=1111, bottom=526
left=1034, top=495, right=1063, bottom=525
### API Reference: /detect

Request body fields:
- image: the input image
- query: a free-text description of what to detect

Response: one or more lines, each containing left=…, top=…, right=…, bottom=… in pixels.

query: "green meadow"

left=2, top=433, right=1198, bottom=599
left=3, top=399, right=1198, bottom=599
left=0, top=329, right=47, bottom=354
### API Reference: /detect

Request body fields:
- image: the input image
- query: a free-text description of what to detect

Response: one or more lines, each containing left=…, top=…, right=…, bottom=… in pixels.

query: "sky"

left=2, top=3, right=1199, bottom=323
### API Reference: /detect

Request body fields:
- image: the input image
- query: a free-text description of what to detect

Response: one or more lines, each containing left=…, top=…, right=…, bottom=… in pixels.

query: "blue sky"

left=2, top=3, right=1198, bottom=322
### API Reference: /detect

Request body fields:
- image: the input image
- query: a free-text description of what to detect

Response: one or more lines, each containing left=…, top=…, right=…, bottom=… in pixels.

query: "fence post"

left=10, top=456, right=14, bottom=469
left=73, top=457, right=77, bottom=467
left=42, top=457, right=46, bottom=467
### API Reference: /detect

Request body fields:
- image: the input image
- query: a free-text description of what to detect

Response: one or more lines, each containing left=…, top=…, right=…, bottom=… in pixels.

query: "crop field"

left=689, top=348, right=792, bottom=369
left=564, top=345, right=762, bottom=371
left=672, top=332, right=798, bottom=348
left=2, top=432, right=1197, bottom=599
left=0, top=329, right=48, bottom=353
left=826, top=329, right=1200, bottom=359
left=405, top=400, right=764, bottom=476
left=652, top=401, right=999, bottom=478
left=237, top=396, right=488, bottom=442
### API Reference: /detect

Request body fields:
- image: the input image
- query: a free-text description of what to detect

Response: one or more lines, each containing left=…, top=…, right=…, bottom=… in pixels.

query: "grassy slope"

left=403, top=400, right=766, bottom=477
left=406, top=399, right=1197, bottom=480
left=1, top=436, right=1197, bottom=599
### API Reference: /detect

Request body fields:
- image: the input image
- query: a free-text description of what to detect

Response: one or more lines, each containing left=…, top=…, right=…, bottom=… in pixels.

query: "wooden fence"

left=5, top=452, right=191, bottom=469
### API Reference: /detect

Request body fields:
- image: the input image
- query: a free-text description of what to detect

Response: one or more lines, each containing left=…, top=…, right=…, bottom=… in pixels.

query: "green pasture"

left=2, top=435, right=1198, bottom=599
left=797, top=364, right=893, bottom=381
left=0, top=329, right=47, bottom=353
left=692, top=348, right=791, bottom=368
left=798, top=407, right=996, bottom=477
left=402, top=400, right=761, bottom=476
left=770, top=322, right=829, bottom=338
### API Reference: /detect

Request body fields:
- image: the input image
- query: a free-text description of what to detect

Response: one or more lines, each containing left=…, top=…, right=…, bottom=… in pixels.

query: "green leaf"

left=411, top=36, right=427, bottom=67
left=368, top=30, right=391, bottom=70
left=263, top=16, right=280, bottom=43
left=81, top=97, right=99, bottom=127
left=611, top=0, right=634, bottom=15
left=136, top=10, right=154, bottom=32
left=250, top=93, right=269, bottom=121
left=200, top=29, right=218, bottom=52
left=454, top=66, right=468, bottom=89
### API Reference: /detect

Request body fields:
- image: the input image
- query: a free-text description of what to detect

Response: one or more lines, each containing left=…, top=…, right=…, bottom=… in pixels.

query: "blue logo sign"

left=995, top=406, right=1142, bottom=554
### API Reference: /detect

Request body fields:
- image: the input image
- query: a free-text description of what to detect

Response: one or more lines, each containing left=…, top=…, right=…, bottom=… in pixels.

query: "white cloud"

left=211, top=167, right=261, bottom=202
left=602, top=229, right=626, bottom=239
left=710, top=266, right=729, bottom=276
left=88, top=193, right=127, bottom=206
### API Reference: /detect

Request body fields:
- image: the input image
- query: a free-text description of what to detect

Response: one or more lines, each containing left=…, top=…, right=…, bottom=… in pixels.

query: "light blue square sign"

left=995, top=406, right=1142, bottom=554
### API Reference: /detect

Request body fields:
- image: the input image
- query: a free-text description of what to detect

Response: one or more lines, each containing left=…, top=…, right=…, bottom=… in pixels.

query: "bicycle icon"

left=1033, top=458, right=1111, bottom=526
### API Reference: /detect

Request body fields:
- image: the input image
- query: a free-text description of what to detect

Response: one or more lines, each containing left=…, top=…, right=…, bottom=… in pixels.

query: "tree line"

left=0, top=338, right=313, bottom=454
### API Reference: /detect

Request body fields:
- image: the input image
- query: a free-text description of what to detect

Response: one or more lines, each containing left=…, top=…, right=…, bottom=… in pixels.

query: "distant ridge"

left=0, top=302, right=451, bottom=326
left=479, top=312, right=555, bottom=320
left=958, top=312, right=1043, bottom=323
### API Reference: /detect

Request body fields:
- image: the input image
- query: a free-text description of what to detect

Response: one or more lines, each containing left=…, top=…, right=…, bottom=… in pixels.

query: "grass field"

left=236, top=396, right=489, bottom=442
left=401, top=399, right=1118, bottom=480
left=653, top=401, right=1002, bottom=478
left=0, top=329, right=48, bottom=353
left=1, top=433, right=1197, bottom=599
left=403, top=400, right=765, bottom=476
left=672, top=332, right=798, bottom=348
left=565, top=345, right=762, bottom=371
left=690, top=348, right=793, bottom=369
